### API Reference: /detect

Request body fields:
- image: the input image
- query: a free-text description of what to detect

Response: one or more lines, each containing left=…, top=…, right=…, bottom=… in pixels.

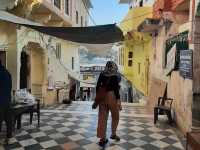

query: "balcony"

left=171, top=0, right=189, bottom=11
left=153, top=0, right=189, bottom=18
left=153, top=0, right=172, bottom=18
left=30, top=0, right=72, bottom=27
left=138, top=18, right=162, bottom=33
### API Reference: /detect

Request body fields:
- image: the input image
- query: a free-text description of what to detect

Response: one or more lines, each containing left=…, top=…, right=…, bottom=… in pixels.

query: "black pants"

left=0, top=105, right=12, bottom=138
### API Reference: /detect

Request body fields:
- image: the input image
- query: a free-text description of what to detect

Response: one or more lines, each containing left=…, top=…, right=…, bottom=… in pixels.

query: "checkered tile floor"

left=0, top=102, right=185, bottom=150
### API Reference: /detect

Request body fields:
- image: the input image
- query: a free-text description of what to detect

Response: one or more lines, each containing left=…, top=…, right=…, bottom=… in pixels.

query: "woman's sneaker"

left=110, top=135, right=120, bottom=141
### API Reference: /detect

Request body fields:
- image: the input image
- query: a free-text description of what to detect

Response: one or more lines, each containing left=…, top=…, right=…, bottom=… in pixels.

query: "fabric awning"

left=0, top=11, right=124, bottom=44
left=23, top=24, right=123, bottom=44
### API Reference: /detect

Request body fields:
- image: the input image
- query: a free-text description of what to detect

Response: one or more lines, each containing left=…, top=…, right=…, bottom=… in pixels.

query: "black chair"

left=154, top=97, right=174, bottom=124
left=29, top=99, right=40, bottom=127
left=27, top=89, right=40, bottom=127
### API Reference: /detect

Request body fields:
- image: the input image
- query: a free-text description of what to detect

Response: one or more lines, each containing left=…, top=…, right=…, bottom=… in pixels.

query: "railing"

left=170, top=0, right=185, bottom=10
left=153, top=0, right=189, bottom=18
left=153, top=0, right=172, bottom=18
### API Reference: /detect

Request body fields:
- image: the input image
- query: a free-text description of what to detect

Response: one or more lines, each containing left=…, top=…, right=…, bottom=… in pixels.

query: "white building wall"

left=0, top=0, right=91, bottom=104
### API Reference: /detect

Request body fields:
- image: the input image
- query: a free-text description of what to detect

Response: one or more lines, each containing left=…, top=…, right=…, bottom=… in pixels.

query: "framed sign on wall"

left=179, top=50, right=193, bottom=79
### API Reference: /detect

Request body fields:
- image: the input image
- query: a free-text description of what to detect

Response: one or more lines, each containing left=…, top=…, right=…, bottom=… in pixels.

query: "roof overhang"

left=0, top=10, right=41, bottom=26
left=137, top=18, right=162, bottom=33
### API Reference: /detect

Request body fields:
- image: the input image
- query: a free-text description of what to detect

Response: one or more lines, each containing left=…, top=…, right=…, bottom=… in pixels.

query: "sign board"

left=179, top=50, right=193, bottom=79
left=166, top=44, right=176, bottom=75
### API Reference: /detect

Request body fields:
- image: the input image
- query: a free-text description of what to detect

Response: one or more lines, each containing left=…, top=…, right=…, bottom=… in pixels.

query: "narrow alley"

left=1, top=102, right=184, bottom=150
left=1, top=0, right=200, bottom=149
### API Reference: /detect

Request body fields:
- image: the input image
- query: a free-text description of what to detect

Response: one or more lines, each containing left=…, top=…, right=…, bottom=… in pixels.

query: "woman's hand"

left=117, top=100, right=122, bottom=111
left=92, top=102, right=98, bottom=109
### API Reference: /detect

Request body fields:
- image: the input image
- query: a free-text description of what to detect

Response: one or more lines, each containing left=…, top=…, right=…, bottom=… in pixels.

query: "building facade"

left=118, top=1, right=153, bottom=96
left=137, top=0, right=200, bottom=134
left=119, top=0, right=200, bottom=134
left=0, top=0, right=92, bottom=105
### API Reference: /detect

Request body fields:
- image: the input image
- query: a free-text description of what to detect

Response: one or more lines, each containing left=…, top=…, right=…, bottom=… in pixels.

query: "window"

left=138, top=63, right=141, bottom=74
left=128, top=51, right=133, bottom=67
left=65, top=0, right=69, bottom=15
left=119, top=48, right=121, bottom=65
left=122, top=48, right=125, bottom=66
left=139, top=0, right=143, bottom=7
left=56, top=43, right=61, bottom=59
left=121, top=48, right=123, bottom=66
left=81, top=16, right=83, bottom=27
left=76, top=11, right=79, bottom=24
left=128, top=51, right=133, bottom=58
left=54, top=0, right=61, bottom=9
left=0, top=51, right=6, bottom=67
left=72, top=57, right=74, bottom=70
left=128, top=60, right=133, bottom=67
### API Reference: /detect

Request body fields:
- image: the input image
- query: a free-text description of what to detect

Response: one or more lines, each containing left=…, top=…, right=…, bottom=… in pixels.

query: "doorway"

left=0, top=51, right=6, bottom=67
left=20, top=51, right=30, bottom=89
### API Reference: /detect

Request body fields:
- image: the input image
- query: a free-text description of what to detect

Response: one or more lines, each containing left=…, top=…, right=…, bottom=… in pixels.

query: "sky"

left=89, top=0, right=129, bottom=25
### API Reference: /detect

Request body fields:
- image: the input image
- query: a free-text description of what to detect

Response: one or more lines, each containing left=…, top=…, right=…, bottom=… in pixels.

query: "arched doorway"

left=20, top=42, right=46, bottom=102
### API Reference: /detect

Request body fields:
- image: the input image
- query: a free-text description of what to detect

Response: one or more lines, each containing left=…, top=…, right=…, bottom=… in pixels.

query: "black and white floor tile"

left=0, top=102, right=185, bottom=150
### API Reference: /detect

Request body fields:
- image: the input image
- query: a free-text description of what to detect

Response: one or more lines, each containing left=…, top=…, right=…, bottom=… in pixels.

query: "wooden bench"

left=154, top=97, right=173, bottom=124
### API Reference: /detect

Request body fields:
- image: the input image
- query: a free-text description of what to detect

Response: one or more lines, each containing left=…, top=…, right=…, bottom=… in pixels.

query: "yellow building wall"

left=120, top=7, right=153, bottom=96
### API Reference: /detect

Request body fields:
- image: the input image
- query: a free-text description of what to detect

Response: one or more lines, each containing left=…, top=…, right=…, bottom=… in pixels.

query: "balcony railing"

left=153, top=0, right=172, bottom=18
left=153, top=0, right=189, bottom=18
left=171, top=0, right=189, bottom=11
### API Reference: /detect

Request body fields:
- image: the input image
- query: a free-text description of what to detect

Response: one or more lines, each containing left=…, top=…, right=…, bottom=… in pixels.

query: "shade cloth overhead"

left=0, top=10, right=123, bottom=44
left=23, top=24, right=124, bottom=44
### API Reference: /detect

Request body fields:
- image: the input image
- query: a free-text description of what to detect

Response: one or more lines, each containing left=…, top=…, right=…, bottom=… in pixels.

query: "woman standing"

left=92, top=61, right=122, bottom=147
